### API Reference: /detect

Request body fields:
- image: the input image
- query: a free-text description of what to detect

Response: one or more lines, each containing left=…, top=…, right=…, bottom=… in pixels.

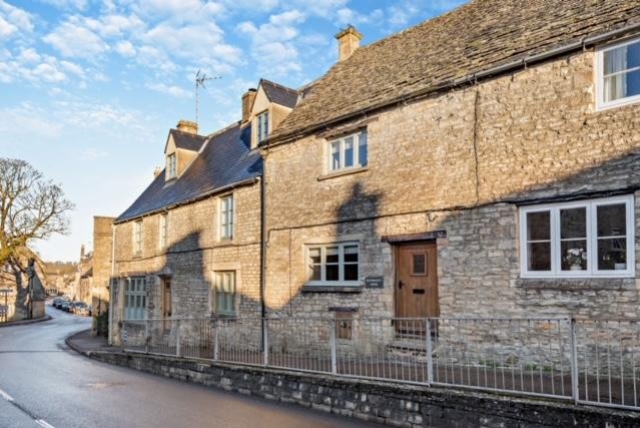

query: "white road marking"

left=35, top=420, right=56, bottom=428
left=0, top=387, right=13, bottom=402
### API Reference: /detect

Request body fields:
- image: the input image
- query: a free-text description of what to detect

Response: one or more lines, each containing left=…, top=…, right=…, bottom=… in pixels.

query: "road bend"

left=0, top=305, right=382, bottom=428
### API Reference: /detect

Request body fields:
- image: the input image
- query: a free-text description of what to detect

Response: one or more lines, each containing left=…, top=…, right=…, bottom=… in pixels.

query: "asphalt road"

left=0, top=306, right=382, bottom=428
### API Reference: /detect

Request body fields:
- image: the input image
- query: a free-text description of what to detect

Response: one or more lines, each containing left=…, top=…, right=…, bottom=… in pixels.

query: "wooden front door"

left=162, top=279, right=172, bottom=331
left=394, top=242, right=439, bottom=331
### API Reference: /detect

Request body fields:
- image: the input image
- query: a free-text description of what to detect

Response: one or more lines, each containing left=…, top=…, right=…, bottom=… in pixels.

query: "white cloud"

left=37, top=0, right=88, bottom=10
left=292, top=0, right=346, bottom=18
left=115, top=40, right=136, bottom=57
left=336, top=8, right=383, bottom=26
left=32, top=62, right=67, bottom=82
left=43, top=19, right=109, bottom=58
left=221, top=0, right=278, bottom=12
left=146, top=82, right=191, bottom=99
left=0, top=103, right=63, bottom=139
left=0, top=1, right=34, bottom=38
left=142, top=21, right=242, bottom=67
left=19, top=48, right=41, bottom=63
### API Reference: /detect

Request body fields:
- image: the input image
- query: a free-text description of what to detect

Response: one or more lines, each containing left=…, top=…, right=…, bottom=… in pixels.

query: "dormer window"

left=257, top=111, right=269, bottom=143
left=167, top=153, right=177, bottom=179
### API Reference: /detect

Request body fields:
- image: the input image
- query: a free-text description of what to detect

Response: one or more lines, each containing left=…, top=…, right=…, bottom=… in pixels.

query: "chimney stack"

left=242, top=88, right=257, bottom=123
left=176, top=119, right=198, bottom=134
left=335, top=25, right=362, bottom=62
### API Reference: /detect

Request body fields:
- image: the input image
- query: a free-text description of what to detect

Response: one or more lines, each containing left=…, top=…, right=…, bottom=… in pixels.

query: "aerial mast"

left=195, top=70, right=220, bottom=128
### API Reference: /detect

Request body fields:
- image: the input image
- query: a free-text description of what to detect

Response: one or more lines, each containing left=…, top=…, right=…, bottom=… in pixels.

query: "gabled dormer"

left=163, top=120, right=206, bottom=181
left=242, top=79, right=298, bottom=149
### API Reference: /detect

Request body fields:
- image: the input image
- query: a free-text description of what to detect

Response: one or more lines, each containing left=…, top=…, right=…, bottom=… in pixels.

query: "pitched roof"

left=270, top=0, right=640, bottom=144
left=169, top=129, right=207, bottom=152
left=116, top=123, right=261, bottom=223
left=260, top=79, right=298, bottom=108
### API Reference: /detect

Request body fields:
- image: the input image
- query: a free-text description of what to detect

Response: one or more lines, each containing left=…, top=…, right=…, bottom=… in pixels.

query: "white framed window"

left=124, top=277, right=147, bottom=320
left=306, top=243, right=360, bottom=286
left=213, top=271, right=236, bottom=315
left=219, top=194, right=234, bottom=240
left=597, top=38, right=640, bottom=110
left=520, top=195, right=635, bottom=278
left=257, top=111, right=269, bottom=143
left=133, top=220, right=143, bottom=257
left=167, top=153, right=177, bottom=179
left=159, top=213, right=168, bottom=249
left=327, top=130, right=368, bottom=173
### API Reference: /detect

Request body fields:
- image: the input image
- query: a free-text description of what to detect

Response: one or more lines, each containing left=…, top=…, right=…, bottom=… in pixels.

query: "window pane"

left=604, top=46, right=627, bottom=75
left=344, top=264, right=358, bottom=281
left=358, top=132, right=368, bottom=167
left=344, top=137, right=354, bottom=167
left=331, top=142, right=340, bottom=170
left=561, top=240, right=588, bottom=271
left=560, top=208, right=586, bottom=239
left=326, top=247, right=339, bottom=264
left=413, top=254, right=426, bottom=275
left=310, top=266, right=321, bottom=281
left=527, top=211, right=550, bottom=240
left=528, top=242, right=551, bottom=271
left=344, top=245, right=358, bottom=262
left=326, top=265, right=339, bottom=281
left=598, top=237, right=627, bottom=270
left=627, top=69, right=640, bottom=99
left=597, top=203, right=626, bottom=237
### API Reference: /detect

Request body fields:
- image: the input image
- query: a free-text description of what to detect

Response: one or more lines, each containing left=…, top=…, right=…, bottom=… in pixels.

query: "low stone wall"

left=88, top=351, right=640, bottom=427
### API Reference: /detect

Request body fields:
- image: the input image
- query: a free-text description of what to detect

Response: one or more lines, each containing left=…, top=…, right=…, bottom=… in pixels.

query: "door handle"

left=398, top=280, right=404, bottom=289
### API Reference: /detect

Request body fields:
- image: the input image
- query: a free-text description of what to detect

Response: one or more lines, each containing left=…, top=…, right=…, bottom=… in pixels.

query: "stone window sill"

left=516, top=277, right=636, bottom=291
left=318, top=166, right=368, bottom=181
left=301, top=285, right=363, bottom=294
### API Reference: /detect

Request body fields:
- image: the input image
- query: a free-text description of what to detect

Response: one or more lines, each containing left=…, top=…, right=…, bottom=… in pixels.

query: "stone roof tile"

left=270, top=0, right=640, bottom=144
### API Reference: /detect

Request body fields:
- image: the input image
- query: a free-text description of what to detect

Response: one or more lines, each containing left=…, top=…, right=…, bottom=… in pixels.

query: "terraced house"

left=109, top=79, right=298, bottom=345
left=261, top=0, right=640, bottom=325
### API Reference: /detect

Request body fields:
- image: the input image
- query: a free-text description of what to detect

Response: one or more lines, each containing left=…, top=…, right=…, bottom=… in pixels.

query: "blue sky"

left=0, top=0, right=464, bottom=262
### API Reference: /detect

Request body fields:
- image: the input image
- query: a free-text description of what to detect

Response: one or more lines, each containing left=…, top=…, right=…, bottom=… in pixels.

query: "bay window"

left=520, top=196, right=634, bottom=277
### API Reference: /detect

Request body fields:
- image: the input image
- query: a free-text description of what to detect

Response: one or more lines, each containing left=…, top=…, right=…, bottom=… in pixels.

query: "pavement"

left=0, top=315, right=52, bottom=328
left=65, top=328, right=123, bottom=355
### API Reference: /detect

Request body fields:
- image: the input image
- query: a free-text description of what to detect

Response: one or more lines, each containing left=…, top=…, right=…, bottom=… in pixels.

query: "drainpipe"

left=259, top=161, right=267, bottom=350
left=108, top=223, right=116, bottom=345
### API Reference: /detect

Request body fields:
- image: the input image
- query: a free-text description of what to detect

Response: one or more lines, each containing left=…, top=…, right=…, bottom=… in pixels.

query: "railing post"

left=213, top=319, right=219, bottom=361
left=569, top=318, right=579, bottom=403
left=144, top=319, right=150, bottom=353
left=263, top=318, right=269, bottom=367
left=176, top=319, right=182, bottom=358
left=330, top=319, right=337, bottom=374
left=426, top=318, right=434, bottom=384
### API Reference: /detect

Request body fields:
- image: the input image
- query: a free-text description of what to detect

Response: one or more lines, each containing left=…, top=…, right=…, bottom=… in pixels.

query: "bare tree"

left=0, top=158, right=73, bottom=317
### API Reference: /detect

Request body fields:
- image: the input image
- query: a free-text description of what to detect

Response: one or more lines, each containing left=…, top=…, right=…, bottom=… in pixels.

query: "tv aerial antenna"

left=195, top=70, right=220, bottom=127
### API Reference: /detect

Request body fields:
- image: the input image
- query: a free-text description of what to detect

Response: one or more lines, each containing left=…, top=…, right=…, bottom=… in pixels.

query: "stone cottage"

left=110, top=79, right=298, bottom=344
left=261, top=0, right=640, bottom=326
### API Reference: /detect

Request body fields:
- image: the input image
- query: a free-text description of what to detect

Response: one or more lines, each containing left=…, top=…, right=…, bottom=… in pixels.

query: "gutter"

left=267, top=21, right=640, bottom=148
left=114, top=177, right=260, bottom=225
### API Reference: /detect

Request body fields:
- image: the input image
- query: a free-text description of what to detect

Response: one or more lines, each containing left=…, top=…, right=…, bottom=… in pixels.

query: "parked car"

left=59, top=301, right=70, bottom=312
left=73, top=302, right=91, bottom=316
left=52, top=297, right=63, bottom=308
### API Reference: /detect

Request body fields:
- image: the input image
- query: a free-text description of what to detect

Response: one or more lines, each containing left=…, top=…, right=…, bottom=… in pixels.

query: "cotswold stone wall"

left=90, top=351, right=640, bottom=428
left=112, top=183, right=262, bottom=344
left=264, top=49, right=640, bottom=319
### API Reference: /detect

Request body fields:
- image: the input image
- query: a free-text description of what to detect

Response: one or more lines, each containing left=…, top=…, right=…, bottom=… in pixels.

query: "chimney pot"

left=153, top=166, right=163, bottom=178
left=242, top=88, right=257, bottom=123
left=176, top=119, right=198, bottom=134
left=335, top=25, right=362, bottom=62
